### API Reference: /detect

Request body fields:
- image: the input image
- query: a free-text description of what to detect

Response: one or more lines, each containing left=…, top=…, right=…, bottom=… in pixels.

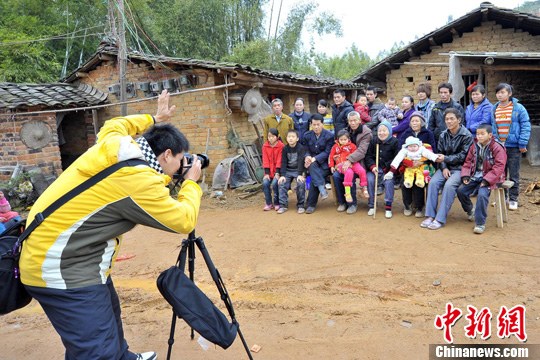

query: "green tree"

left=0, top=0, right=107, bottom=82
left=315, top=44, right=373, bottom=80
left=515, top=0, right=540, bottom=15
left=226, top=1, right=342, bottom=75
left=139, top=0, right=266, bottom=60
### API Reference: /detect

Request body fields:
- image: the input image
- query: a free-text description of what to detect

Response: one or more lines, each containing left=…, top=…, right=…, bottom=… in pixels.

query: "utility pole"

left=117, top=0, right=127, bottom=116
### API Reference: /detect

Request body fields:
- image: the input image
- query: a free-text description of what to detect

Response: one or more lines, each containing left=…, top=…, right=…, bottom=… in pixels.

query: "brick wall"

left=78, top=60, right=328, bottom=176
left=385, top=22, right=540, bottom=105
left=0, top=110, right=62, bottom=180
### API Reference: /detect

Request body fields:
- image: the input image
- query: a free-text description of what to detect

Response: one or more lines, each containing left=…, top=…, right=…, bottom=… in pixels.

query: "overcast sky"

left=266, top=0, right=527, bottom=58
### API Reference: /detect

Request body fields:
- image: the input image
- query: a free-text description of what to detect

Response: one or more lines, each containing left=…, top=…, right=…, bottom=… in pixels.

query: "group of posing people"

left=261, top=82, right=531, bottom=234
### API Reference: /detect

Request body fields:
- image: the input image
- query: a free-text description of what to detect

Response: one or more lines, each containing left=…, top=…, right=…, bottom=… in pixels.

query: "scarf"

left=135, top=136, right=164, bottom=174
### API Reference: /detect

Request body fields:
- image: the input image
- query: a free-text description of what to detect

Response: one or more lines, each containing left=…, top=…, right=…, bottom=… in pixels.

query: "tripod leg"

left=188, top=235, right=196, bottom=340
left=194, top=236, right=255, bottom=359
left=238, top=327, right=254, bottom=360
left=166, top=311, right=177, bottom=360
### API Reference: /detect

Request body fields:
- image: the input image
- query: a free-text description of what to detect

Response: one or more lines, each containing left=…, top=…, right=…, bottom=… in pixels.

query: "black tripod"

left=166, top=230, right=253, bottom=360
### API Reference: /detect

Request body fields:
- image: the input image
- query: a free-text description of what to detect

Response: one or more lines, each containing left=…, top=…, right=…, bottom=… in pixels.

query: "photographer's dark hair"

left=143, top=123, right=189, bottom=156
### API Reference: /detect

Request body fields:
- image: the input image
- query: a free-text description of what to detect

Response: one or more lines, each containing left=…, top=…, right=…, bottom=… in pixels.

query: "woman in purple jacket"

left=465, top=84, right=492, bottom=136
left=392, top=95, right=416, bottom=139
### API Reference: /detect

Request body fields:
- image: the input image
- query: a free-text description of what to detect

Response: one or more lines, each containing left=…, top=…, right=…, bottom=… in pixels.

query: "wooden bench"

left=493, top=180, right=514, bottom=228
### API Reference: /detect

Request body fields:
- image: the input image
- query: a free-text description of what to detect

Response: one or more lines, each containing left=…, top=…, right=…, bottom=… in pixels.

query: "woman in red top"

left=262, top=128, right=285, bottom=210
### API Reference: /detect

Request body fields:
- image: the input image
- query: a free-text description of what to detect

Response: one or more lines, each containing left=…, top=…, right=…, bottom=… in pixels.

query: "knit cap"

left=409, top=111, right=426, bottom=127
left=404, top=136, right=422, bottom=148
left=0, top=196, right=11, bottom=213
left=378, top=120, right=393, bottom=138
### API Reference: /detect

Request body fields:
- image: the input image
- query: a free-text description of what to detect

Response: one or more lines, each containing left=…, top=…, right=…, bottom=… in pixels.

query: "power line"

left=0, top=25, right=105, bottom=46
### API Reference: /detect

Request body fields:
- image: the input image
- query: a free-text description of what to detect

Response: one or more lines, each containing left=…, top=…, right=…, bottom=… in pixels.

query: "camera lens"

left=195, top=154, right=210, bottom=169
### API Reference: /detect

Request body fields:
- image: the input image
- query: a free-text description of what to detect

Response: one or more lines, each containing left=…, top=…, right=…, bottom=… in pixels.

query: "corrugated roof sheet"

left=0, top=83, right=108, bottom=110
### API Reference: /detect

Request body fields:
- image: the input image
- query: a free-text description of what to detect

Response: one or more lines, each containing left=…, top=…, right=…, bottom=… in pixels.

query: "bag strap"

left=17, top=159, right=148, bottom=244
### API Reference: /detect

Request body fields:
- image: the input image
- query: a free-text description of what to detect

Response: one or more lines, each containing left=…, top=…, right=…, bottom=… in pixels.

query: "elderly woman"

left=420, top=108, right=473, bottom=230
left=397, top=111, right=437, bottom=217
left=333, top=111, right=372, bottom=214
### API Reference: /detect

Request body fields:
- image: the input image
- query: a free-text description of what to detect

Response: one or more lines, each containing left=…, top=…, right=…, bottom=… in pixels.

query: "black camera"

left=173, top=153, right=210, bottom=181
left=184, top=153, right=210, bottom=169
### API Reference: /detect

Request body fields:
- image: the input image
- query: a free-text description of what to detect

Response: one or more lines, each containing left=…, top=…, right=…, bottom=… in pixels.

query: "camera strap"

left=15, top=159, right=149, bottom=250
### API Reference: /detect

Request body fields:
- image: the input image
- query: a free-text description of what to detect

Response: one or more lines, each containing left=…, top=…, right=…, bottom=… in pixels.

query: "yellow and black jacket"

left=20, top=114, right=202, bottom=289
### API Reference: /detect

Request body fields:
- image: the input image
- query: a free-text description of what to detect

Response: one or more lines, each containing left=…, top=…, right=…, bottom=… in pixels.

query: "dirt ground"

left=1, top=160, right=539, bottom=360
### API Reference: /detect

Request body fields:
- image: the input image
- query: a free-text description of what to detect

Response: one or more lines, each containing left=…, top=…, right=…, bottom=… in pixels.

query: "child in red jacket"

left=457, top=124, right=507, bottom=234
left=329, top=130, right=368, bottom=203
left=262, top=128, right=285, bottom=211
left=353, top=94, right=371, bottom=125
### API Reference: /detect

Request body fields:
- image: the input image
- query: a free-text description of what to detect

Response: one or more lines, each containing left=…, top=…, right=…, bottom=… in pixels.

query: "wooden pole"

left=373, top=142, right=379, bottom=219
left=117, top=0, right=127, bottom=116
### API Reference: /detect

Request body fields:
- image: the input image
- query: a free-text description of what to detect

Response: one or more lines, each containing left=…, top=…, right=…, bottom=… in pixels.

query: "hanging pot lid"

left=20, top=120, right=52, bottom=149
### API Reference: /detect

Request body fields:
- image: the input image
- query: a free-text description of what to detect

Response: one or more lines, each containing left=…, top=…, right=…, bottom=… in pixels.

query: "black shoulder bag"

left=0, top=159, right=147, bottom=315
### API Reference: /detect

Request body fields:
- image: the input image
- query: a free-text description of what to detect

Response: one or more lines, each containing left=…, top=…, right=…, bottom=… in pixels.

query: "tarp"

left=212, top=155, right=256, bottom=190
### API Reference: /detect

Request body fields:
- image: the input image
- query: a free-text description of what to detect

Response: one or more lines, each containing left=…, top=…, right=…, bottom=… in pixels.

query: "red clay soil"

left=1, top=161, right=539, bottom=360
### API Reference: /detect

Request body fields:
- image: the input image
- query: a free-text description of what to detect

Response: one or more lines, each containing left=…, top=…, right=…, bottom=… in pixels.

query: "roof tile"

left=0, top=83, right=108, bottom=110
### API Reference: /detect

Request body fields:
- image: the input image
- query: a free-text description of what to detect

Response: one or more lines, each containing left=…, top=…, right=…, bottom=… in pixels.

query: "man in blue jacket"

left=301, top=114, right=335, bottom=214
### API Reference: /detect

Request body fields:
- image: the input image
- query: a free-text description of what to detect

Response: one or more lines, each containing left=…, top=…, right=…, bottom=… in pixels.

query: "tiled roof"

left=64, top=43, right=363, bottom=89
left=352, top=3, right=540, bottom=83
left=0, top=83, right=108, bottom=110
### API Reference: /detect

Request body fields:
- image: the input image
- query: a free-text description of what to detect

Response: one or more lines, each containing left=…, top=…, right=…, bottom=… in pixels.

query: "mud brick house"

left=0, top=46, right=361, bottom=181
left=61, top=43, right=362, bottom=175
left=0, top=83, right=108, bottom=180
left=353, top=2, right=540, bottom=164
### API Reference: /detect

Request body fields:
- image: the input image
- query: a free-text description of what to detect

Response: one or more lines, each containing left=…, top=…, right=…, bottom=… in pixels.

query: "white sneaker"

left=385, top=210, right=392, bottom=219
left=136, top=352, right=157, bottom=360
left=403, top=208, right=413, bottom=216
left=509, top=201, right=518, bottom=210
left=367, top=208, right=375, bottom=216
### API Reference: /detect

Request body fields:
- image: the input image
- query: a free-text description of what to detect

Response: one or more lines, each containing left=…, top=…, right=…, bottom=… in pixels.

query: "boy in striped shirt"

left=492, top=83, right=531, bottom=210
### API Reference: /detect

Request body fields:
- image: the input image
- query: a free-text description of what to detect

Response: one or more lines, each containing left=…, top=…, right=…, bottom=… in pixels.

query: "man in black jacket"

left=331, top=89, right=355, bottom=136
left=428, top=82, right=465, bottom=141
left=364, top=86, right=385, bottom=132
left=421, top=108, right=473, bottom=230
